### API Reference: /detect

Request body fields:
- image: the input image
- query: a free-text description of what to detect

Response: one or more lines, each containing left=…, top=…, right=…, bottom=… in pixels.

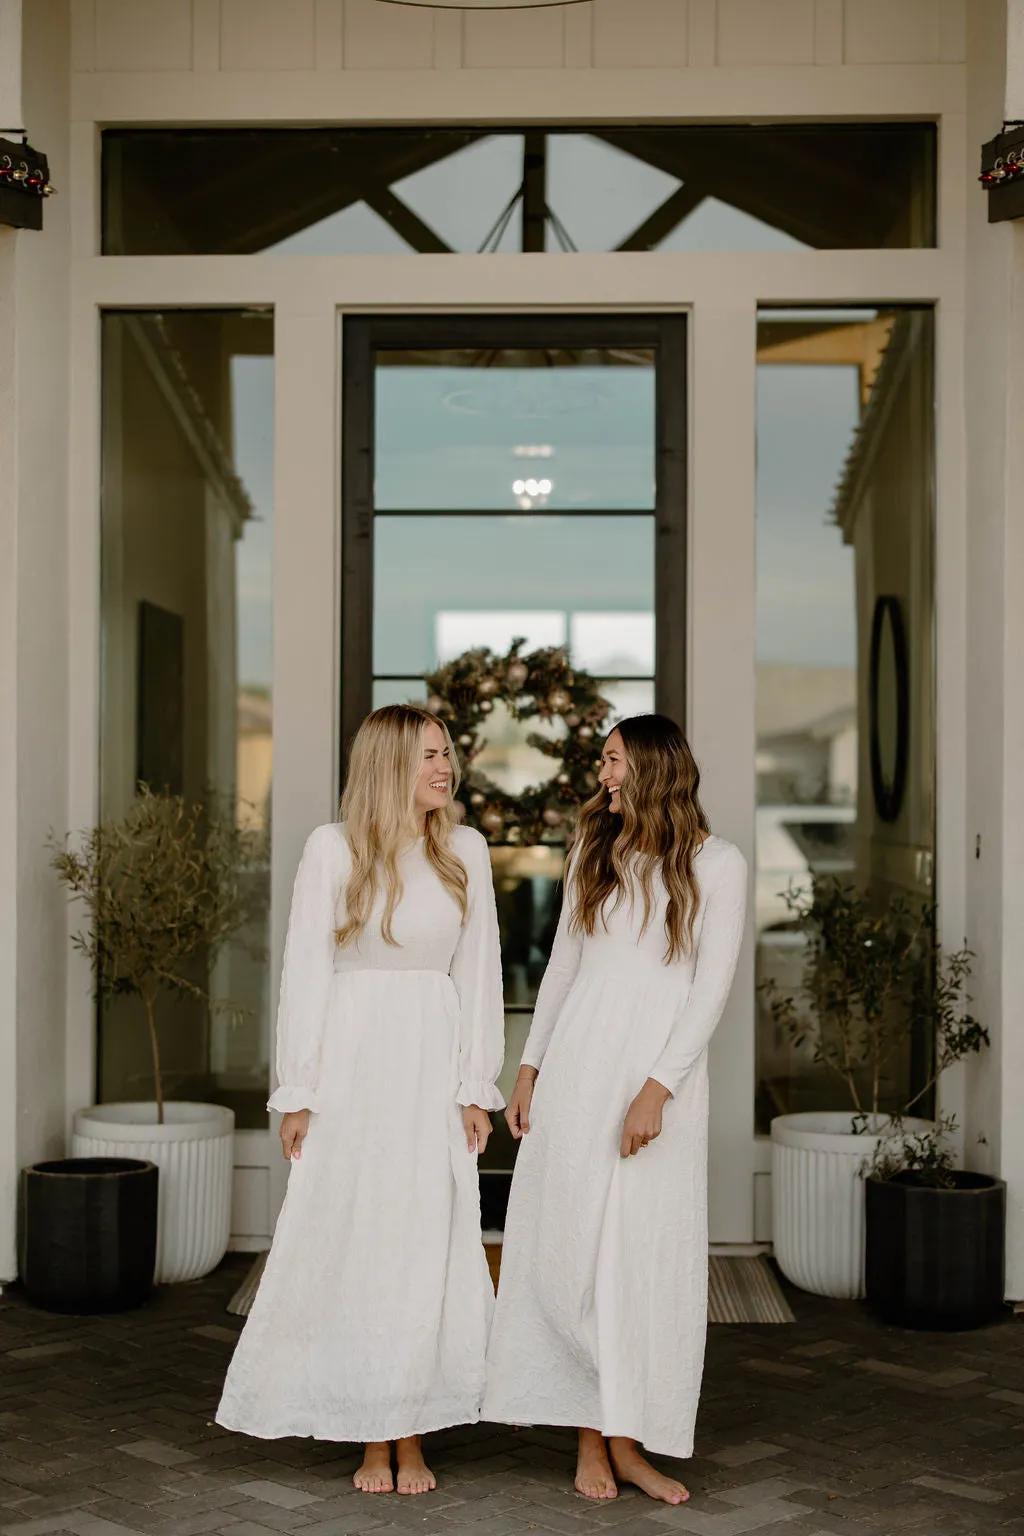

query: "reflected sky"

left=756, top=361, right=858, bottom=667
left=230, top=334, right=863, bottom=690
left=268, top=132, right=810, bottom=257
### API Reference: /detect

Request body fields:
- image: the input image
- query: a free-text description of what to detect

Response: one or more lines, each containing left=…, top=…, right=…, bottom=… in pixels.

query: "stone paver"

left=3, top=1256, right=1024, bottom=1535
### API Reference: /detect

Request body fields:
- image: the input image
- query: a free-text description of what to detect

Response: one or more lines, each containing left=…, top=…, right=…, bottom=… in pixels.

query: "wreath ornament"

left=424, top=640, right=612, bottom=844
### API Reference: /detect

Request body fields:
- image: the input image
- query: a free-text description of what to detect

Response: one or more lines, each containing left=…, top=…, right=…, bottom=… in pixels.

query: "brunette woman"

left=483, top=716, right=746, bottom=1505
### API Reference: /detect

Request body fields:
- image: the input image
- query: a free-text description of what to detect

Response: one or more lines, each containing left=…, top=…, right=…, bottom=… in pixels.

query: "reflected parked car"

left=755, top=803, right=856, bottom=935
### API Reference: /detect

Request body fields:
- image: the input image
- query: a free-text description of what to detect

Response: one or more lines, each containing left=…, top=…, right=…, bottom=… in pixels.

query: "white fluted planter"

left=771, top=1111, right=931, bottom=1299
left=72, top=1103, right=234, bottom=1284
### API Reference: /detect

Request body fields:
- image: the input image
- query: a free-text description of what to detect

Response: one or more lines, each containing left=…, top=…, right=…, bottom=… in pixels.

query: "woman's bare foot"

left=395, top=1435, right=436, bottom=1496
left=575, top=1428, right=618, bottom=1500
left=608, top=1437, right=689, bottom=1504
left=354, top=1441, right=393, bottom=1493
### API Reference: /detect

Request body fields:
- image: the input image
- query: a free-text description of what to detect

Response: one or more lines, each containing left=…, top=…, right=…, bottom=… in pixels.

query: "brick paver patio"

left=3, top=1254, right=1024, bottom=1536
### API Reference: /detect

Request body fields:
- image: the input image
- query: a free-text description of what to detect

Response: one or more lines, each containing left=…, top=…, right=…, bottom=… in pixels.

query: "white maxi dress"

left=216, top=822, right=505, bottom=1443
left=482, top=835, right=746, bottom=1459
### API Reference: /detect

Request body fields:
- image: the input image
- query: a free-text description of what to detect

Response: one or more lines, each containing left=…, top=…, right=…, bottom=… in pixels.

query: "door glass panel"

left=353, top=322, right=676, bottom=1201
left=374, top=349, right=656, bottom=511
left=754, top=306, right=935, bottom=1135
left=373, top=514, right=655, bottom=676
left=99, top=311, right=274, bottom=1129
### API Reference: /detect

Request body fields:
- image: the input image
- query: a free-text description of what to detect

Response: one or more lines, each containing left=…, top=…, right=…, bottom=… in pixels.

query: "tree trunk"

left=143, top=991, right=164, bottom=1125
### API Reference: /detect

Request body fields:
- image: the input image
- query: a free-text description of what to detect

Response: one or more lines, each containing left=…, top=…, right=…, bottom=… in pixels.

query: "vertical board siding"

left=342, top=0, right=434, bottom=69
left=717, top=0, right=816, bottom=66
left=94, top=0, right=192, bottom=71
left=592, top=0, right=688, bottom=69
left=462, top=6, right=567, bottom=69
left=220, top=0, right=317, bottom=71
left=69, top=1, right=972, bottom=76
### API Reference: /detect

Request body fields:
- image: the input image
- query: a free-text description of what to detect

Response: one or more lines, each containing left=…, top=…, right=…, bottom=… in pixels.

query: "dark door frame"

left=340, top=311, right=687, bottom=773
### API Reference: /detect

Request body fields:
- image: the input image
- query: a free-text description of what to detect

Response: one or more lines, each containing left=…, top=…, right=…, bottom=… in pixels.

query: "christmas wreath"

left=425, top=640, right=612, bottom=844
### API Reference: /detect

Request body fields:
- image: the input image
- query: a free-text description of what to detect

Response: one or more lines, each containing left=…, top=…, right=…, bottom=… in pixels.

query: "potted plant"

left=52, top=787, right=264, bottom=1284
left=762, top=880, right=988, bottom=1299
left=863, top=1112, right=1004, bottom=1330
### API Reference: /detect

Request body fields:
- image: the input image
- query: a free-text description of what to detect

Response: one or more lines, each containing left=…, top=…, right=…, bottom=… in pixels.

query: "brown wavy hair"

left=569, top=714, right=709, bottom=964
left=337, top=704, right=468, bottom=948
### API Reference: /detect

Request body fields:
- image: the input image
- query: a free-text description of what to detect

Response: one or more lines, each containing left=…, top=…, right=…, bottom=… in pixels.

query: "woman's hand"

left=463, top=1105, right=492, bottom=1155
left=620, top=1078, right=671, bottom=1158
left=505, top=1066, right=538, bottom=1140
left=280, top=1109, right=311, bottom=1161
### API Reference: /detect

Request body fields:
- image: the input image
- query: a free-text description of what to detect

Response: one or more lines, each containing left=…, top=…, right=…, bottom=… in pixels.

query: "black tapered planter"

left=865, top=1171, right=1006, bottom=1331
left=19, top=1157, right=159, bottom=1313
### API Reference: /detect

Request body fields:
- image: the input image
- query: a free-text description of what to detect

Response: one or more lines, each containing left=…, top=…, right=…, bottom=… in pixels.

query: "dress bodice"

left=332, top=832, right=466, bottom=974
left=267, top=820, right=506, bottom=1115
left=520, top=834, right=748, bottom=1097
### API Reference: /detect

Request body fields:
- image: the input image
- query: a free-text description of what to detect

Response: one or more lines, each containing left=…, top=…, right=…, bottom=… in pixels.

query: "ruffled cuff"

left=267, top=1085, right=320, bottom=1114
left=456, top=1080, right=506, bottom=1112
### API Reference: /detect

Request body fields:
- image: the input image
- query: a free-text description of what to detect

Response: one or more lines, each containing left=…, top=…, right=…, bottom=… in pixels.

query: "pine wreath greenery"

left=425, top=640, right=612, bottom=844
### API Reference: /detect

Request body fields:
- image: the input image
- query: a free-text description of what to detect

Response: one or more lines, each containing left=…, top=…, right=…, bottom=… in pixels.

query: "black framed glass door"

left=340, top=312, right=687, bottom=1221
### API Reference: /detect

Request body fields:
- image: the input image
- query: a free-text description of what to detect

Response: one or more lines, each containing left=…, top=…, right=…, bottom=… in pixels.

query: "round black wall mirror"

left=868, top=594, right=909, bottom=823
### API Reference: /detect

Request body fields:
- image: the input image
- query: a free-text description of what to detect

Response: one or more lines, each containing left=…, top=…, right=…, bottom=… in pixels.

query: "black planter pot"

left=19, top=1157, right=159, bottom=1314
left=865, top=1171, right=1006, bottom=1331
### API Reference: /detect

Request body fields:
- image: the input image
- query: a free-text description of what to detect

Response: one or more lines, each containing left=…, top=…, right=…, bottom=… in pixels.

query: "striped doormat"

left=708, top=1254, right=795, bottom=1324
left=228, top=1249, right=793, bottom=1326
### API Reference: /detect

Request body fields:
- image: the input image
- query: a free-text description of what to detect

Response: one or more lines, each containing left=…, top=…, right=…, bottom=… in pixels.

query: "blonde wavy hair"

left=569, top=714, right=709, bottom=964
left=337, top=704, right=468, bottom=948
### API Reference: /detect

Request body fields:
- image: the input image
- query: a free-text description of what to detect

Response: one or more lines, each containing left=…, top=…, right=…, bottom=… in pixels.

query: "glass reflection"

left=100, top=311, right=274, bottom=1128
left=754, top=307, right=935, bottom=1134
left=373, top=514, right=655, bottom=676
left=375, top=351, right=656, bottom=512
left=491, top=846, right=566, bottom=1009
left=103, top=125, right=936, bottom=255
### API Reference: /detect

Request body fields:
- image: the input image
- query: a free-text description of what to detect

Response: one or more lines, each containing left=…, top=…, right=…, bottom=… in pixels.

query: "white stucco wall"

left=961, top=0, right=1024, bottom=1297
left=0, top=0, right=71, bottom=1281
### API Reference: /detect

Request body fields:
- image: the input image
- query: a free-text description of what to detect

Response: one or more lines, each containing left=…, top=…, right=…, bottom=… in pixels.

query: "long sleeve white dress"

left=482, top=835, right=746, bottom=1459
left=216, top=822, right=505, bottom=1443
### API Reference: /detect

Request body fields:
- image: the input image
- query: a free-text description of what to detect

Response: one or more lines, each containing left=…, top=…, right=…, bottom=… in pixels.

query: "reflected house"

left=3, top=0, right=1023, bottom=1289
left=755, top=663, right=857, bottom=809
left=237, top=689, right=272, bottom=832
left=754, top=306, right=935, bottom=1128
left=99, top=310, right=274, bottom=1125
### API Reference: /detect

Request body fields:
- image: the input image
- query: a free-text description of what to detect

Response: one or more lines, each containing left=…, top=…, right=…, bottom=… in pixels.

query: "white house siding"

left=0, top=0, right=72, bottom=1284
left=8, top=0, right=1024, bottom=1291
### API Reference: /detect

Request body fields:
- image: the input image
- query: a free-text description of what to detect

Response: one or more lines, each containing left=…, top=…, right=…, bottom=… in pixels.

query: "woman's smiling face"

left=597, top=728, right=628, bottom=813
left=412, top=720, right=453, bottom=819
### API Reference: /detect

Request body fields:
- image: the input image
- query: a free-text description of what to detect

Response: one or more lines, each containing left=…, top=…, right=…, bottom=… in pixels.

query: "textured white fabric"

left=216, top=822, right=505, bottom=1442
left=482, top=835, right=747, bottom=1459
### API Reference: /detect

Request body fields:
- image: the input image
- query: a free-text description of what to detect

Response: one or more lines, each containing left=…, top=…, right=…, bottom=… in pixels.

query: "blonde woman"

left=483, top=715, right=746, bottom=1506
left=216, top=705, right=505, bottom=1496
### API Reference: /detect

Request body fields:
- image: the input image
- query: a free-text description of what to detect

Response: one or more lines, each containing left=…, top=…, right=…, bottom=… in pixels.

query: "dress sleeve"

left=449, top=830, right=507, bottom=1111
left=519, top=849, right=584, bottom=1074
left=266, top=824, right=341, bottom=1115
left=648, top=843, right=747, bottom=1098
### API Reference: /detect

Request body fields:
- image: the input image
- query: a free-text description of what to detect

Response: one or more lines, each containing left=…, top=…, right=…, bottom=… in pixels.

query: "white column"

left=963, top=0, right=1024, bottom=1297
left=689, top=299, right=758, bottom=1246
left=265, top=294, right=341, bottom=1223
left=0, top=0, right=71, bottom=1279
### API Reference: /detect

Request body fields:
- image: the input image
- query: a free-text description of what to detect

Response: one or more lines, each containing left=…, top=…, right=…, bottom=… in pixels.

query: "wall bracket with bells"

left=0, top=137, right=56, bottom=231
left=423, top=640, right=612, bottom=845
left=979, top=122, right=1024, bottom=223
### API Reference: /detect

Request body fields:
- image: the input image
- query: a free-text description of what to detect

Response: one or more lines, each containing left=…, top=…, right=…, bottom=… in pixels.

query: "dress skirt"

left=216, top=967, right=495, bottom=1443
left=482, top=968, right=710, bottom=1460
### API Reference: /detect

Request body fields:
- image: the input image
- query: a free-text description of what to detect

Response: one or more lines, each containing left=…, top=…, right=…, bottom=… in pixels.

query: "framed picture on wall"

left=136, top=599, right=184, bottom=796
